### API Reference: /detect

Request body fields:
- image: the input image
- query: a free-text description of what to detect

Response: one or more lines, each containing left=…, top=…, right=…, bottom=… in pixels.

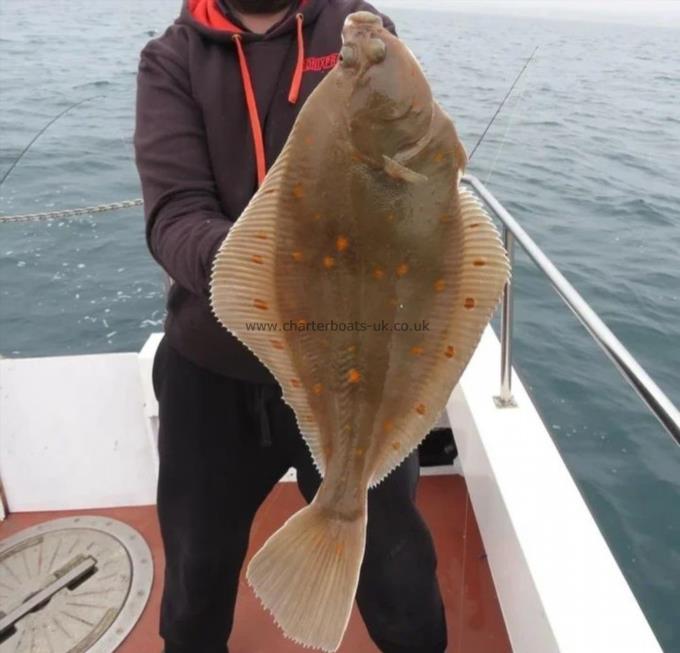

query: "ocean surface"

left=1, top=0, right=679, bottom=649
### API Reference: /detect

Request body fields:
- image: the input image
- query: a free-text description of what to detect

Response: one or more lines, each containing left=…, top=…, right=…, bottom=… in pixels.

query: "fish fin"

left=382, top=154, right=428, bottom=183
left=209, top=143, right=327, bottom=475
left=368, top=185, right=511, bottom=487
left=247, top=497, right=367, bottom=652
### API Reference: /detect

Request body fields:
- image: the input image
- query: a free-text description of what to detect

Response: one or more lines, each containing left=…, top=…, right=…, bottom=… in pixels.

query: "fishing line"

left=485, top=64, right=533, bottom=183
left=0, top=95, right=103, bottom=190
left=468, top=45, right=538, bottom=162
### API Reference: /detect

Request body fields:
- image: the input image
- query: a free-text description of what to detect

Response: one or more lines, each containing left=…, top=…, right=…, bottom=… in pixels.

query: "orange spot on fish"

left=415, top=403, right=426, bottom=415
left=292, top=250, right=304, bottom=262
left=253, top=299, right=268, bottom=310
left=336, top=235, right=349, bottom=252
left=383, top=419, right=394, bottom=433
left=439, top=214, right=452, bottom=223
left=473, top=257, right=487, bottom=267
left=468, top=222, right=482, bottom=229
left=434, top=278, right=445, bottom=292
left=347, top=368, right=361, bottom=384
left=323, top=255, right=336, bottom=269
left=312, top=212, right=322, bottom=220
left=255, top=233, right=268, bottom=240
left=271, top=339, right=285, bottom=350
left=305, top=135, right=314, bottom=146
left=445, top=345, right=456, bottom=358
left=388, top=297, right=399, bottom=306
left=386, top=213, right=396, bottom=222
left=464, top=297, right=476, bottom=309
left=291, top=378, right=301, bottom=388
left=347, top=344, right=357, bottom=352
left=292, top=183, right=304, bottom=199
left=354, top=447, right=364, bottom=457
left=391, top=441, right=401, bottom=451
left=251, top=254, right=264, bottom=264
left=396, top=262, right=409, bottom=277
left=410, top=345, right=424, bottom=356
left=373, top=267, right=385, bottom=280
left=313, top=383, right=323, bottom=396
left=433, top=151, right=445, bottom=163
left=335, top=543, right=345, bottom=556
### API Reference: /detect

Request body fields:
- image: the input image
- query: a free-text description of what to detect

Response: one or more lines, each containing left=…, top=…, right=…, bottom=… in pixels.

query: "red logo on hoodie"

left=304, top=53, right=339, bottom=73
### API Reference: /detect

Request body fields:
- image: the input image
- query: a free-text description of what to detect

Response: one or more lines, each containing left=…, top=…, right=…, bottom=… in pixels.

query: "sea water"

left=1, top=1, right=678, bottom=649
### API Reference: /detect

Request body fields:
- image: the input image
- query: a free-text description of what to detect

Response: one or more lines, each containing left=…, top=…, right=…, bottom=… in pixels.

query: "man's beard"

left=225, top=0, right=295, bottom=14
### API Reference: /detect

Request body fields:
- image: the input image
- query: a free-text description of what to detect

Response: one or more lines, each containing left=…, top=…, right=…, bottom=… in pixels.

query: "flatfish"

left=210, top=10, right=510, bottom=651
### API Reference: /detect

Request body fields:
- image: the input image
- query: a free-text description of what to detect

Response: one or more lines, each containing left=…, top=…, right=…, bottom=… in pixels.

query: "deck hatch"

left=0, top=516, right=152, bottom=652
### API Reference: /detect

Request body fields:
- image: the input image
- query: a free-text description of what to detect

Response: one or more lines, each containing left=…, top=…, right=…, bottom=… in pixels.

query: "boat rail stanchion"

left=495, top=226, right=518, bottom=408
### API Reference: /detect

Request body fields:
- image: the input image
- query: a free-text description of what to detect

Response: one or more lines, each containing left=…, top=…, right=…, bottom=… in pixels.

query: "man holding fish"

left=134, top=1, right=468, bottom=652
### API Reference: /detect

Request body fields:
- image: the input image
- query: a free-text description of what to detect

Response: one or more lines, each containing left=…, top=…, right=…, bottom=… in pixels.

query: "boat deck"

left=1, top=474, right=511, bottom=652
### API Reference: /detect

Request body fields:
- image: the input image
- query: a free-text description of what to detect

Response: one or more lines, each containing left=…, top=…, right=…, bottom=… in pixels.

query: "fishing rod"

left=468, top=45, right=539, bottom=162
left=0, top=95, right=102, bottom=189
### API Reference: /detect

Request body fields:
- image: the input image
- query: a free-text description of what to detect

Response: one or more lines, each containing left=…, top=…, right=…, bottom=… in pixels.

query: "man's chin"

left=225, top=0, right=295, bottom=14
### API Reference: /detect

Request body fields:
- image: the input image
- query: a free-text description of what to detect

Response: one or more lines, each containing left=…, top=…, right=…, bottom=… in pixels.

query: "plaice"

left=210, top=10, right=510, bottom=652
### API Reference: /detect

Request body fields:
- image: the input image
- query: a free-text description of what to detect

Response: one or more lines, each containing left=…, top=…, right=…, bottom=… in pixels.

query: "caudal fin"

left=246, top=499, right=367, bottom=652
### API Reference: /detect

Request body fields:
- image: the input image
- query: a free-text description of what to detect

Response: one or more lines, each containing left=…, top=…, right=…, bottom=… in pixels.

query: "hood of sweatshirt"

left=179, top=0, right=324, bottom=42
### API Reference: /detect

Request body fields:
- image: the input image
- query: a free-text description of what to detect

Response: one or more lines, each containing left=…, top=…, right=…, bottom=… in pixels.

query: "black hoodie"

left=134, top=0, right=395, bottom=383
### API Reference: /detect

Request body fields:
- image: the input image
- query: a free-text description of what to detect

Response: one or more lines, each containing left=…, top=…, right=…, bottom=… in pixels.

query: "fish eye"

left=366, top=38, right=386, bottom=63
left=339, top=44, right=357, bottom=67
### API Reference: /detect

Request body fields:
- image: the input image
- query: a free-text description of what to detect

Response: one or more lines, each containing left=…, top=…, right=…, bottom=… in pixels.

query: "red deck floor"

left=1, top=474, right=511, bottom=652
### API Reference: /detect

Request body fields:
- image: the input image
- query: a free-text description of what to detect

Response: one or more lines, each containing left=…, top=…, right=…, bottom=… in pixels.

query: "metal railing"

left=462, top=175, right=680, bottom=447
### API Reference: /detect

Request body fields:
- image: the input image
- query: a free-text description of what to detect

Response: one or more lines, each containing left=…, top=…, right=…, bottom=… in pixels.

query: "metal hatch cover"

left=0, top=516, right=153, bottom=652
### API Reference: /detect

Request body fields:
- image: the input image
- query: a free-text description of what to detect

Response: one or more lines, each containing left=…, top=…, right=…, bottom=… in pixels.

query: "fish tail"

left=246, top=497, right=367, bottom=652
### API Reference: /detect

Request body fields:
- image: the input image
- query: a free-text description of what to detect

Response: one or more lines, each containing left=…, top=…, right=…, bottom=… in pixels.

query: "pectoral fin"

left=383, top=155, right=428, bottom=183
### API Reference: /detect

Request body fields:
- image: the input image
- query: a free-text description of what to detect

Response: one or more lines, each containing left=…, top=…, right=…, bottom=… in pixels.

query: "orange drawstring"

left=288, top=13, right=305, bottom=104
left=232, top=12, right=305, bottom=186
left=233, top=34, right=267, bottom=186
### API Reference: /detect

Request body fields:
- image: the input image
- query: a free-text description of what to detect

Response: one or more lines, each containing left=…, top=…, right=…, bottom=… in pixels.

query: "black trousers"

left=153, top=336, right=447, bottom=653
